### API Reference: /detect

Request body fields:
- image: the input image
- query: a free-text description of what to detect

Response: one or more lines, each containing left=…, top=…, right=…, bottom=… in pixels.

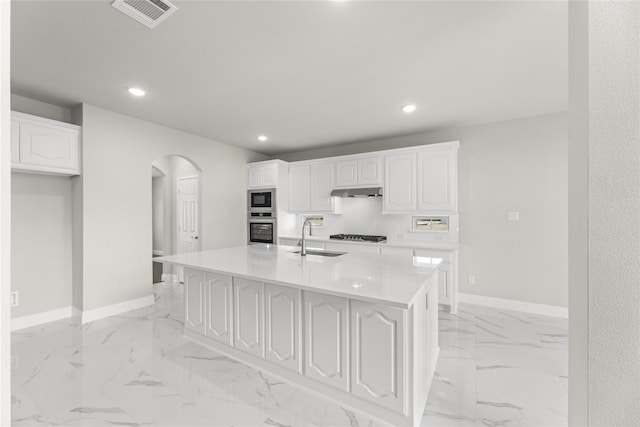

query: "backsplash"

left=280, top=197, right=459, bottom=245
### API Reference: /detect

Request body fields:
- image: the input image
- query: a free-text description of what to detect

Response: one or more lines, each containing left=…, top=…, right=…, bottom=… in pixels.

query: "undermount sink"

left=290, top=249, right=347, bottom=257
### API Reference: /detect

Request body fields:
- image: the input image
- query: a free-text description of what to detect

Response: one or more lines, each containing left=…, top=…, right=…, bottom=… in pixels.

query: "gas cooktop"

left=329, top=234, right=387, bottom=243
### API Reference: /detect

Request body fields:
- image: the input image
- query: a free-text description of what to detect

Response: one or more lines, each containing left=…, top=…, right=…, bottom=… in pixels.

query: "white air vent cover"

left=112, top=0, right=178, bottom=29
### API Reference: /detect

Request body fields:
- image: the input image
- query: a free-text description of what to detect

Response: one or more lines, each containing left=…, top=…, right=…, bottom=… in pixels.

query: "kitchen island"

left=156, top=244, right=440, bottom=426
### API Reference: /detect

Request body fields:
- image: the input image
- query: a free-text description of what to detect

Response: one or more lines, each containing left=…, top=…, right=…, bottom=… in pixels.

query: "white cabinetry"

left=310, top=163, right=334, bottom=212
left=383, top=142, right=459, bottom=214
left=304, top=291, right=350, bottom=392
left=11, top=111, right=81, bottom=176
left=205, top=272, right=233, bottom=346
left=248, top=161, right=279, bottom=188
left=233, top=278, right=264, bottom=357
left=265, top=284, right=302, bottom=373
left=417, top=149, right=457, bottom=212
left=289, top=162, right=337, bottom=213
left=335, top=156, right=382, bottom=187
left=383, top=153, right=416, bottom=212
left=414, top=249, right=458, bottom=312
left=184, top=269, right=206, bottom=335
left=351, top=300, right=406, bottom=414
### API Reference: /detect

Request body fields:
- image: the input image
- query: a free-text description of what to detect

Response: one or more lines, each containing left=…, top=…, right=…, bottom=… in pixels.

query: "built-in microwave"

left=248, top=217, right=276, bottom=244
left=248, top=188, right=276, bottom=213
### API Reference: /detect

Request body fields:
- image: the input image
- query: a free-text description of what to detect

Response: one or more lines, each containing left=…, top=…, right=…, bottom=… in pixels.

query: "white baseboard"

left=161, top=273, right=178, bottom=283
left=152, top=250, right=164, bottom=256
left=81, top=295, right=155, bottom=324
left=11, top=306, right=81, bottom=331
left=459, top=293, right=568, bottom=319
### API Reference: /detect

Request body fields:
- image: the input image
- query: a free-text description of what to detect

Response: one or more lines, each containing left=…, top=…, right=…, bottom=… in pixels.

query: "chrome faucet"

left=301, top=218, right=313, bottom=256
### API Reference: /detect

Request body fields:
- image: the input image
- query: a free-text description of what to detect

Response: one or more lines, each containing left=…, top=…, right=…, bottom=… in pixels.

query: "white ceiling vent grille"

left=112, top=0, right=178, bottom=29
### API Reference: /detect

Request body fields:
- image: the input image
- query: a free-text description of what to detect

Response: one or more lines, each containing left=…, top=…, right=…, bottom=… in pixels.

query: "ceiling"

left=11, top=1, right=568, bottom=156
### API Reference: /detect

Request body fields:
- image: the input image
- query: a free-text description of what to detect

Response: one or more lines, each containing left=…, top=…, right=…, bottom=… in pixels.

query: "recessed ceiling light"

left=128, top=87, right=146, bottom=97
left=258, top=135, right=268, bottom=142
left=402, top=104, right=417, bottom=113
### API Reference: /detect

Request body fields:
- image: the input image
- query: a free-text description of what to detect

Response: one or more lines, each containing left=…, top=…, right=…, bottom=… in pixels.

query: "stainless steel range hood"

left=330, top=187, right=383, bottom=198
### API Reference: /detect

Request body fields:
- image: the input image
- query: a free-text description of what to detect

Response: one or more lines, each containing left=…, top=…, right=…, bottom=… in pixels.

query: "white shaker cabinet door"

left=417, top=149, right=457, bottom=212
left=19, top=121, right=79, bottom=172
left=248, top=166, right=263, bottom=188
left=309, top=163, right=334, bottom=212
left=357, top=157, right=382, bottom=186
left=261, top=163, right=278, bottom=187
left=383, top=153, right=416, bottom=212
left=289, top=164, right=310, bottom=212
left=351, top=300, right=406, bottom=414
left=334, top=160, right=358, bottom=187
left=233, top=278, right=264, bottom=358
left=184, top=269, right=206, bottom=335
left=304, top=291, right=349, bottom=392
left=205, top=272, right=233, bottom=346
left=264, top=284, right=302, bottom=373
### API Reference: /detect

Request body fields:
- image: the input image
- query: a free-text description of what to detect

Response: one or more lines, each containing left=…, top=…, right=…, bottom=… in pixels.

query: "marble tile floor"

left=11, top=283, right=567, bottom=427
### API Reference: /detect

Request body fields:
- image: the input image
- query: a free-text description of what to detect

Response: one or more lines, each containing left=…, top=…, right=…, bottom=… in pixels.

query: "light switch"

left=508, top=211, right=520, bottom=221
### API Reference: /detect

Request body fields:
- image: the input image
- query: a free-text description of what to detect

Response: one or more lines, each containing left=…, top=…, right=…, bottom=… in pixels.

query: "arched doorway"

left=151, top=155, right=202, bottom=283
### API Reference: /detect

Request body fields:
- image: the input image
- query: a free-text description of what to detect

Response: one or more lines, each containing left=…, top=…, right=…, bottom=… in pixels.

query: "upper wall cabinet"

left=248, top=160, right=283, bottom=188
left=334, top=156, right=382, bottom=188
left=383, top=142, right=459, bottom=214
left=11, top=111, right=81, bottom=176
left=289, top=161, right=338, bottom=213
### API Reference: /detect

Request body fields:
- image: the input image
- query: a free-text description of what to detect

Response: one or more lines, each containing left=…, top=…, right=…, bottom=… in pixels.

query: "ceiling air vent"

left=112, top=0, right=178, bottom=29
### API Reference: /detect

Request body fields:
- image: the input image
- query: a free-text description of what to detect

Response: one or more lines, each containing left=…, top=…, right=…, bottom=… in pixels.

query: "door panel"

left=177, top=177, right=199, bottom=281
left=184, top=269, right=205, bottom=334
left=351, top=300, right=405, bottom=414
left=304, top=292, right=349, bottom=391
left=309, top=163, right=334, bottom=212
left=205, top=272, right=233, bottom=346
left=233, top=278, right=264, bottom=357
left=265, top=284, right=301, bottom=372
left=335, top=160, right=358, bottom=187
left=417, top=150, right=454, bottom=212
left=19, top=121, right=78, bottom=170
left=383, top=153, right=416, bottom=212
left=358, top=157, right=381, bottom=185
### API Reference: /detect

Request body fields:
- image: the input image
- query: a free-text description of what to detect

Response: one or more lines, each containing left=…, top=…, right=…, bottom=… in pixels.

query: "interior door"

left=177, top=176, right=199, bottom=282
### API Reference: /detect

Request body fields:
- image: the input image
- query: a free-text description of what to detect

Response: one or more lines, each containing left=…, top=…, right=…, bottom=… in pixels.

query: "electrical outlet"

left=508, top=211, right=520, bottom=221
left=468, top=275, right=476, bottom=285
left=10, top=291, right=19, bottom=307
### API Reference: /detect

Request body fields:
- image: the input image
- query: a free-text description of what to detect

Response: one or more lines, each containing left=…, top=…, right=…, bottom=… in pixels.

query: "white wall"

left=11, top=174, right=72, bottom=317
left=0, top=0, right=11, bottom=422
left=277, top=112, right=568, bottom=308
left=78, top=104, right=266, bottom=311
left=11, top=94, right=71, bottom=123
left=569, top=2, right=640, bottom=425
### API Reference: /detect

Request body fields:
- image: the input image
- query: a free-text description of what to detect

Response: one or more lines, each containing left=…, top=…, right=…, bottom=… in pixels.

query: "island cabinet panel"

left=350, top=300, right=406, bottom=414
left=303, top=291, right=350, bottom=392
left=264, top=284, right=302, bottom=373
left=184, top=269, right=206, bottom=335
left=205, top=272, right=233, bottom=346
left=233, top=278, right=264, bottom=357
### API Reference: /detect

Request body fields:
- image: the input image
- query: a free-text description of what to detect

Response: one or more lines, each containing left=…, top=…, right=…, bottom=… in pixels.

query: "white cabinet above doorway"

left=11, top=111, right=81, bottom=176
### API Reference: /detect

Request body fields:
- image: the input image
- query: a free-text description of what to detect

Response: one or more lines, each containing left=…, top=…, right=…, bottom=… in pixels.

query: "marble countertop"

left=279, top=235, right=460, bottom=251
left=156, top=244, right=440, bottom=308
